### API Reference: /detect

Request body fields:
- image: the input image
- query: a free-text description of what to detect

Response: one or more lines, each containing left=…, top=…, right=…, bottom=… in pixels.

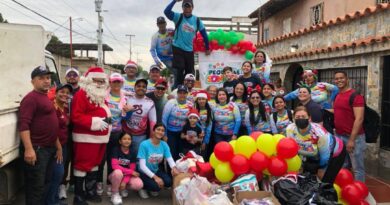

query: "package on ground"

left=172, top=173, right=193, bottom=205
left=176, top=151, right=205, bottom=173
left=230, top=174, right=259, bottom=193
left=233, top=191, right=281, bottom=205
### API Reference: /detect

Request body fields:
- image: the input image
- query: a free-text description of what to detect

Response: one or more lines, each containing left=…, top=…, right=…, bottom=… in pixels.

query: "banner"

left=198, top=51, right=246, bottom=89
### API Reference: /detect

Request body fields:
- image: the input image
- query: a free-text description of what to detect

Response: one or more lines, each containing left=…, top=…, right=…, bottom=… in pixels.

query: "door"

left=381, top=56, right=390, bottom=150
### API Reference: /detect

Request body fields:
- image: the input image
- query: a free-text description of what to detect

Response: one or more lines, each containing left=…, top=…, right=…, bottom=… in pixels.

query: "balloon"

left=210, top=153, right=222, bottom=169
left=230, top=45, right=239, bottom=54
left=239, top=48, right=247, bottom=55
left=235, top=136, right=257, bottom=159
left=333, top=184, right=342, bottom=199
left=256, top=134, right=276, bottom=157
left=276, top=138, right=299, bottom=159
left=231, top=36, right=239, bottom=45
left=268, top=156, right=287, bottom=176
left=215, top=162, right=235, bottom=183
left=245, top=51, right=254, bottom=60
left=273, top=134, right=285, bottom=144
left=196, top=162, right=213, bottom=179
left=250, top=131, right=263, bottom=141
left=230, top=154, right=250, bottom=175
left=339, top=199, right=348, bottom=205
left=249, top=151, right=269, bottom=172
left=356, top=200, right=370, bottom=205
left=250, top=46, right=257, bottom=53
left=341, top=184, right=364, bottom=204
left=214, top=142, right=234, bottom=162
left=335, top=168, right=354, bottom=188
left=229, top=140, right=237, bottom=154
left=224, top=42, right=232, bottom=49
left=353, top=181, right=369, bottom=198
left=263, top=169, right=271, bottom=176
left=237, top=32, right=245, bottom=40
left=217, top=38, right=225, bottom=46
left=285, top=155, right=302, bottom=172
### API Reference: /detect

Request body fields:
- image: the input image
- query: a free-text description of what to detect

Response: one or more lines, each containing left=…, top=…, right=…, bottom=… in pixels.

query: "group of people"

left=18, top=0, right=367, bottom=205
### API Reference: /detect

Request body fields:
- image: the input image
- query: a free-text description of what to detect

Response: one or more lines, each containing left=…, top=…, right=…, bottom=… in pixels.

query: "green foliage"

left=0, top=13, right=9, bottom=23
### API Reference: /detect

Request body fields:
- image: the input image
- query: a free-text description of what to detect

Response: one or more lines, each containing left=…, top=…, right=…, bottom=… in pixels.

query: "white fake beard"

left=80, top=77, right=108, bottom=106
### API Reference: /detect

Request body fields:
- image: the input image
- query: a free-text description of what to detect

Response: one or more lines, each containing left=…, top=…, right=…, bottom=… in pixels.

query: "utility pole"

left=69, top=16, right=73, bottom=67
left=95, top=0, right=103, bottom=67
left=125, top=34, right=135, bottom=61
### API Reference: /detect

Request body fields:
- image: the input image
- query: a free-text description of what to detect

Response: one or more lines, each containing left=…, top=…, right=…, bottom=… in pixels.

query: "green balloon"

left=218, top=38, right=225, bottom=46
left=224, top=42, right=232, bottom=49
left=208, top=32, right=215, bottom=41
left=237, top=32, right=245, bottom=40
left=231, top=36, right=239, bottom=45
left=245, top=50, right=254, bottom=60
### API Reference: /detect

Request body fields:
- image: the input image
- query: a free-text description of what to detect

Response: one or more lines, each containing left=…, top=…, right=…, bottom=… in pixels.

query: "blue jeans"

left=337, top=134, right=366, bottom=182
left=139, top=170, right=172, bottom=192
left=46, top=144, right=67, bottom=205
left=131, top=134, right=147, bottom=158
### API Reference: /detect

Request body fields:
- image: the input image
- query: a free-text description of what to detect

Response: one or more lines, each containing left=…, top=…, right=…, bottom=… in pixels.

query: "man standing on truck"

left=18, top=65, right=59, bottom=205
left=71, top=67, right=112, bottom=204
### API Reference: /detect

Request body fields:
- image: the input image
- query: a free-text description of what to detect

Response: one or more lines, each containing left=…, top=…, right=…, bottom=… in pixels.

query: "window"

left=263, top=27, right=270, bottom=41
left=270, top=72, right=280, bottom=84
left=317, top=67, right=367, bottom=97
left=310, top=3, right=324, bottom=25
left=283, top=18, right=292, bottom=35
left=377, top=0, right=390, bottom=3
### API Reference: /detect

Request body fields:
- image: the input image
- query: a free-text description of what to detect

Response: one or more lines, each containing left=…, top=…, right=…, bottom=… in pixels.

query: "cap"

left=149, top=64, right=161, bottom=72
left=187, top=108, right=200, bottom=120
left=155, top=78, right=168, bottom=89
left=135, top=78, right=148, bottom=86
left=183, top=0, right=193, bottom=7
left=109, top=73, right=124, bottom=82
left=184, top=73, right=195, bottom=81
left=31, top=65, right=54, bottom=79
left=65, top=67, right=79, bottom=76
left=157, top=16, right=166, bottom=24
left=177, top=84, right=188, bottom=93
left=56, top=83, right=73, bottom=93
left=124, top=60, right=138, bottom=71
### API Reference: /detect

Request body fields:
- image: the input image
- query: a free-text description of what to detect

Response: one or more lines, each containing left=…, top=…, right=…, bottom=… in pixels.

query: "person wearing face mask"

left=286, top=106, right=345, bottom=184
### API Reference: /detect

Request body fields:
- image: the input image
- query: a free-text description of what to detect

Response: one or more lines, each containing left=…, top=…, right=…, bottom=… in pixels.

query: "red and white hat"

left=124, top=60, right=138, bottom=71
left=109, top=72, right=124, bottom=82
left=187, top=108, right=200, bottom=120
left=84, top=67, right=107, bottom=79
left=195, top=90, right=210, bottom=100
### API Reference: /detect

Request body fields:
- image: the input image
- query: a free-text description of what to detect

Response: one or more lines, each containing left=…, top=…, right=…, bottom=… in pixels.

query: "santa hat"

left=195, top=90, right=210, bottom=100
left=109, top=72, right=124, bottom=82
left=124, top=60, right=138, bottom=71
left=84, top=67, right=107, bottom=79
left=187, top=108, right=200, bottom=120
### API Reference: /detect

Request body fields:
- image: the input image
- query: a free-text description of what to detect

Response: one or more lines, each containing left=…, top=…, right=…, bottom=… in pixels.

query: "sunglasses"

left=156, top=87, right=166, bottom=91
left=67, top=73, right=78, bottom=78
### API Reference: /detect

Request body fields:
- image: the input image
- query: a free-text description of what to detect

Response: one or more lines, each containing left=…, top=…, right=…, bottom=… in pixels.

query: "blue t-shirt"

left=172, top=13, right=205, bottom=52
left=137, top=139, right=172, bottom=174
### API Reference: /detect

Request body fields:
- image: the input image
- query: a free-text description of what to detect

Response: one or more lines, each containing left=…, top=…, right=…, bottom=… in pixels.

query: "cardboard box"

left=172, top=173, right=193, bottom=205
left=233, top=191, right=281, bottom=205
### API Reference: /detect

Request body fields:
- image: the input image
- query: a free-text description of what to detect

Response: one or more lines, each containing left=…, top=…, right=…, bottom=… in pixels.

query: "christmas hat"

left=195, top=90, right=210, bottom=100
left=187, top=108, right=200, bottom=120
left=84, top=67, right=107, bottom=79
left=124, top=60, right=138, bottom=71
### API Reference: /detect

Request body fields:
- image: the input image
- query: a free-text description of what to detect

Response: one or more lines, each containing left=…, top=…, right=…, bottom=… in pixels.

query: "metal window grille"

left=263, top=28, right=270, bottom=41
left=310, top=3, right=324, bottom=25
left=317, top=67, right=368, bottom=97
left=270, top=72, right=280, bottom=83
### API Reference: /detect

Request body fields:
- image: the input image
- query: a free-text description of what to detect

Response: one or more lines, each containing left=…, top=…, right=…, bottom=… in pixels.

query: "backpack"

left=273, top=110, right=293, bottom=124
left=174, top=14, right=200, bottom=41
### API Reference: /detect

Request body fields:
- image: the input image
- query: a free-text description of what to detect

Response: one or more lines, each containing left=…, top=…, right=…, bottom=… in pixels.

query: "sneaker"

left=149, top=191, right=159, bottom=197
left=111, top=193, right=122, bottom=205
left=58, top=184, right=67, bottom=199
left=138, top=189, right=149, bottom=199
left=96, top=182, right=104, bottom=196
left=120, top=189, right=128, bottom=198
left=106, top=184, right=112, bottom=197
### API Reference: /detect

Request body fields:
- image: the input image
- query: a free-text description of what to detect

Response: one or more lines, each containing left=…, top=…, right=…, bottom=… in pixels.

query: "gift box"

left=233, top=191, right=281, bottom=205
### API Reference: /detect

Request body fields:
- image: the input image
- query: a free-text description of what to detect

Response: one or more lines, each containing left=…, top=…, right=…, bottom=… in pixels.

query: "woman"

left=245, top=90, right=277, bottom=135
left=298, top=87, right=323, bottom=124
left=212, top=88, right=241, bottom=143
left=162, top=85, right=193, bottom=160
left=252, top=50, right=272, bottom=84
left=138, top=124, right=180, bottom=199
left=262, top=83, right=275, bottom=114
left=238, top=61, right=262, bottom=89
left=231, top=82, right=248, bottom=136
left=206, top=85, right=218, bottom=106
left=194, top=90, right=213, bottom=157
left=286, top=106, right=346, bottom=184
left=272, top=96, right=293, bottom=134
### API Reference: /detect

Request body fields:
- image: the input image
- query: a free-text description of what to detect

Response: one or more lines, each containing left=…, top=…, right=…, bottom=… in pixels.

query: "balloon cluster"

left=193, top=29, right=257, bottom=60
left=209, top=132, right=301, bottom=183
left=333, top=168, right=370, bottom=205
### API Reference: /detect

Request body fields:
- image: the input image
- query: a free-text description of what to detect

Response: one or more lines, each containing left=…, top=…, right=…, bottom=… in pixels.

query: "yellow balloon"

left=235, top=136, right=257, bottom=158
left=286, top=155, right=302, bottom=172
left=263, top=169, right=271, bottom=176
left=273, top=134, right=285, bottom=144
left=229, top=140, right=237, bottom=154
left=256, top=134, right=276, bottom=157
left=333, top=184, right=342, bottom=199
left=215, top=162, right=234, bottom=183
left=338, top=199, right=348, bottom=205
left=210, top=153, right=222, bottom=169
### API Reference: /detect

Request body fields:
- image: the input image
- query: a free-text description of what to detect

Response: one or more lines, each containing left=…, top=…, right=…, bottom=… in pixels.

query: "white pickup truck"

left=0, top=23, right=60, bottom=203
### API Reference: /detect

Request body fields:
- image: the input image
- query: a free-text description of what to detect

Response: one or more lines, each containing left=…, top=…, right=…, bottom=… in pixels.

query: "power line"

left=0, top=1, right=50, bottom=27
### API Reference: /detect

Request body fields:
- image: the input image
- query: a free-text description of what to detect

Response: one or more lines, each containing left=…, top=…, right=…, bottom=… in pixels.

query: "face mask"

left=295, top=119, right=309, bottom=129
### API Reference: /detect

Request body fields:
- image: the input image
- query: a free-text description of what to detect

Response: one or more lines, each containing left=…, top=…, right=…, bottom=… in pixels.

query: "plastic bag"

left=208, top=190, right=233, bottom=205
left=272, top=174, right=312, bottom=205
left=176, top=151, right=205, bottom=173
left=184, top=186, right=209, bottom=205
left=311, top=183, right=338, bottom=205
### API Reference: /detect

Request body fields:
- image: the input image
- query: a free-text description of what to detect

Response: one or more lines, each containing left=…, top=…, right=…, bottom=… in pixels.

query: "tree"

left=45, top=35, right=71, bottom=58
left=0, top=13, right=9, bottom=23
left=160, top=68, right=171, bottom=78
left=107, top=64, right=125, bottom=73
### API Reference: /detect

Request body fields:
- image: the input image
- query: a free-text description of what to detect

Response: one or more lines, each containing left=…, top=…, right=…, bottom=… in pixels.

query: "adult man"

left=123, top=79, right=157, bottom=158
left=146, top=65, right=162, bottom=93
left=146, top=78, right=169, bottom=124
left=71, top=67, right=112, bottom=204
left=170, top=73, right=198, bottom=102
left=333, top=71, right=365, bottom=182
left=164, top=0, right=210, bottom=87
left=122, top=60, right=138, bottom=95
left=18, top=66, right=58, bottom=205
left=150, top=16, right=174, bottom=75
left=65, top=67, right=81, bottom=94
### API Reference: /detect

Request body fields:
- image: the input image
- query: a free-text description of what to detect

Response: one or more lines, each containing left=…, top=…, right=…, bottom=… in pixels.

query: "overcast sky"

left=1, top=0, right=264, bottom=69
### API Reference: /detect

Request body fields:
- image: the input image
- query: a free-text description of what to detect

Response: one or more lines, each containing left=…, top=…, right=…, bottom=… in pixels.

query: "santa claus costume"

left=71, top=67, right=112, bottom=204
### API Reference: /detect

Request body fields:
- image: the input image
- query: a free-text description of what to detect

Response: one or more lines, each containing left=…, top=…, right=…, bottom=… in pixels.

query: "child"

left=222, top=66, right=238, bottom=98
left=181, top=109, right=204, bottom=155
left=238, top=61, right=263, bottom=89
left=109, top=133, right=143, bottom=205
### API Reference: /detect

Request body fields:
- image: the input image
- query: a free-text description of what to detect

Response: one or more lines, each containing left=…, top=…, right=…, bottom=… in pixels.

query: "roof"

left=47, top=43, right=113, bottom=51
left=258, top=3, right=389, bottom=47
left=271, top=34, right=390, bottom=62
left=248, top=0, right=299, bottom=20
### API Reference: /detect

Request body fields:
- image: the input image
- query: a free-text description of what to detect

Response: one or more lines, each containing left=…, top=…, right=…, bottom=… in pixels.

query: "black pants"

left=322, top=146, right=347, bottom=184
left=21, top=146, right=56, bottom=205
left=172, top=46, right=195, bottom=88
left=62, top=137, right=74, bottom=186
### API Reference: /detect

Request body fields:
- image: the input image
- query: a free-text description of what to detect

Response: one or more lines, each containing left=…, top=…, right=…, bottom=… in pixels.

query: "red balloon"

left=250, top=46, right=257, bottom=53
left=249, top=151, right=269, bottom=172
left=230, top=45, right=239, bottom=54
left=268, top=156, right=287, bottom=176
left=356, top=200, right=369, bottom=205
left=211, top=40, right=218, bottom=47
left=230, top=154, right=250, bottom=175
left=250, top=131, right=263, bottom=141
left=342, top=184, right=364, bottom=204
left=196, top=162, right=213, bottom=179
left=276, top=138, right=299, bottom=159
left=214, top=142, right=234, bottom=161
left=353, top=181, right=369, bottom=198
left=335, top=168, right=354, bottom=188
left=239, top=48, right=246, bottom=54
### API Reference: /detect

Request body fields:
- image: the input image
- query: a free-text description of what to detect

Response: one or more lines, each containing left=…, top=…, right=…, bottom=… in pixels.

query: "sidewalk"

left=365, top=160, right=390, bottom=204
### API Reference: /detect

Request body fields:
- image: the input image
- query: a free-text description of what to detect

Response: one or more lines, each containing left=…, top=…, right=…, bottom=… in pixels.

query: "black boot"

left=73, top=176, right=88, bottom=205
left=85, top=171, right=102, bottom=203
